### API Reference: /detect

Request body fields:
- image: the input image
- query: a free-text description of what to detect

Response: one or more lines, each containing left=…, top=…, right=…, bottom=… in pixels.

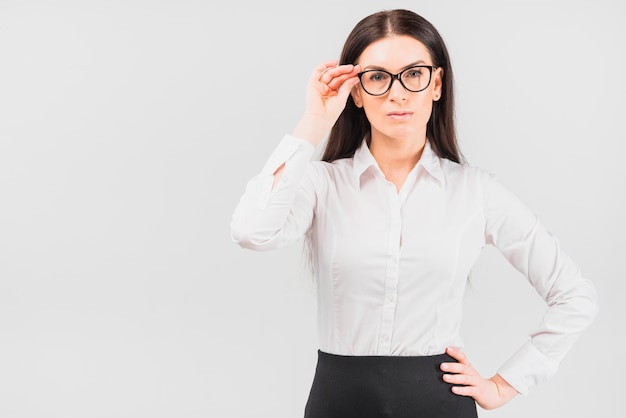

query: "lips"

left=387, top=111, right=413, bottom=121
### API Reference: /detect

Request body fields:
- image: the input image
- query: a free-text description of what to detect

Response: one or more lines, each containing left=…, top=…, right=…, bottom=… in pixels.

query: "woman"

left=231, top=9, right=597, bottom=417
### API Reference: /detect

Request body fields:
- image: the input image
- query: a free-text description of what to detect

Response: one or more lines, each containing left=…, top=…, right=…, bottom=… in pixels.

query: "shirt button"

left=388, top=295, right=395, bottom=302
left=383, top=334, right=390, bottom=342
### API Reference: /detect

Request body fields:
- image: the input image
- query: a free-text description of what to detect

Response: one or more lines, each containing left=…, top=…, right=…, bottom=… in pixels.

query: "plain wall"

left=0, top=0, right=624, bottom=417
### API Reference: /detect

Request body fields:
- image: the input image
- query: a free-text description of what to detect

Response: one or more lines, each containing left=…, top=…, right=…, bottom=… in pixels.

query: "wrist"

left=292, top=114, right=331, bottom=147
left=491, top=374, right=519, bottom=403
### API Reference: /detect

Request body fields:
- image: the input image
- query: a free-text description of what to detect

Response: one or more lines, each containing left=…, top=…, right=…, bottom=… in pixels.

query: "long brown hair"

left=322, top=9, right=462, bottom=164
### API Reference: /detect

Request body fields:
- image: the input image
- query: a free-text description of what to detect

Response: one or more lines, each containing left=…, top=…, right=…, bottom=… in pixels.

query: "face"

left=352, top=35, right=443, bottom=145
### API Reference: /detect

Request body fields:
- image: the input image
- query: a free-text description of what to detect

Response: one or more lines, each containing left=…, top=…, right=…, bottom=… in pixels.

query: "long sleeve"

left=230, top=135, right=317, bottom=251
left=483, top=173, right=598, bottom=395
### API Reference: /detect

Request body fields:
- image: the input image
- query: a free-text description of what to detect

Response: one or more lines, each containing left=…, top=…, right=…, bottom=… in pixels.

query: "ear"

left=351, top=86, right=363, bottom=108
left=432, top=67, right=444, bottom=101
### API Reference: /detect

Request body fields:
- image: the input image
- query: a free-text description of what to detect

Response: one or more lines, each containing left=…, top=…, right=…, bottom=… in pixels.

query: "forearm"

left=292, top=114, right=332, bottom=147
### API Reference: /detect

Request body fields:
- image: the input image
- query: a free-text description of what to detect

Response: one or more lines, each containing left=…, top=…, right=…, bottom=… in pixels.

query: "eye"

left=367, top=71, right=389, bottom=82
left=405, top=68, right=423, bottom=79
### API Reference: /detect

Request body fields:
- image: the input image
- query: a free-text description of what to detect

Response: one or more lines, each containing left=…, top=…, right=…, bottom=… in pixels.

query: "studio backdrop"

left=0, top=1, right=624, bottom=417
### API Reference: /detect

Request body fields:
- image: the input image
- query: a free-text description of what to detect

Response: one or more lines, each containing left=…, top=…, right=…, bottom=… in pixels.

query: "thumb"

left=336, top=77, right=360, bottom=104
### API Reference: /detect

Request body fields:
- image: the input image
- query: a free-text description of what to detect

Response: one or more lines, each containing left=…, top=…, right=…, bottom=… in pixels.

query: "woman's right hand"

left=293, top=60, right=361, bottom=146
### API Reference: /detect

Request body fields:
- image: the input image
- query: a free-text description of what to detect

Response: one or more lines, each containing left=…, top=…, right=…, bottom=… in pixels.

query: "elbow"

left=575, top=277, right=599, bottom=326
left=553, top=278, right=599, bottom=330
left=230, top=219, right=281, bottom=251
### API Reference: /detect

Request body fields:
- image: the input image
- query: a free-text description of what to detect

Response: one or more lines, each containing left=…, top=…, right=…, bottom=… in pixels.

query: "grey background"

left=0, top=0, right=624, bottom=417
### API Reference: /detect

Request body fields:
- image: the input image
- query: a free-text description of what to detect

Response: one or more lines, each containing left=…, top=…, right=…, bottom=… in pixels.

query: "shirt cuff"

left=497, top=340, right=560, bottom=395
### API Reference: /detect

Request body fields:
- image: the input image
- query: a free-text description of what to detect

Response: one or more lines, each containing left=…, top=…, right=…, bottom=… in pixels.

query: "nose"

left=388, top=77, right=408, bottom=101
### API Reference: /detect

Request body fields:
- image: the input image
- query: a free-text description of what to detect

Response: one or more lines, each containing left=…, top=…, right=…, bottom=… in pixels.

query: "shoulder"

left=306, top=157, right=355, bottom=185
left=439, top=158, right=497, bottom=190
left=309, top=158, right=354, bottom=177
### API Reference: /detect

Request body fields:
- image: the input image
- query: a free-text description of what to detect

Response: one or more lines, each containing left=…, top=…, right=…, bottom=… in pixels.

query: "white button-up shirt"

left=230, top=135, right=598, bottom=395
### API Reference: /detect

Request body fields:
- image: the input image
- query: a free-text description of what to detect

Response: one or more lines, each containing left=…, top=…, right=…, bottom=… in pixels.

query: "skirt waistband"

left=304, top=349, right=478, bottom=418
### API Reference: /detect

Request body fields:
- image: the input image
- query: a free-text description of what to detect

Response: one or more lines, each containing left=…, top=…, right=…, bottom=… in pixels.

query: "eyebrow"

left=362, top=60, right=428, bottom=72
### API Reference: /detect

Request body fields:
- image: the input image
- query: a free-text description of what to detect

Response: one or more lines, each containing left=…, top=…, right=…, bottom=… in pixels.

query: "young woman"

left=231, top=9, right=597, bottom=417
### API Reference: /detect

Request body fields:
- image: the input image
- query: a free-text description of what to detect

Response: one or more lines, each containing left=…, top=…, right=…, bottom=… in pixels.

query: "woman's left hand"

left=440, top=346, right=519, bottom=410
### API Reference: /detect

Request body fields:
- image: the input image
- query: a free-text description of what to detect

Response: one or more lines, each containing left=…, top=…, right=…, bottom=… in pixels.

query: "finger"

left=313, top=64, right=356, bottom=98
left=326, top=72, right=360, bottom=93
left=335, top=76, right=361, bottom=103
left=318, top=68, right=359, bottom=100
left=321, top=64, right=359, bottom=86
left=446, top=346, right=470, bottom=365
left=450, top=385, right=477, bottom=398
left=443, top=372, right=480, bottom=386
left=311, top=60, right=339, bottom=82
left=440, top=361, right=472, bottom=375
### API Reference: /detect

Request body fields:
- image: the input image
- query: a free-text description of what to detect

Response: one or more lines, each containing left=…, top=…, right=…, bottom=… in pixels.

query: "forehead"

left=357, top=35, right=432, bottom=70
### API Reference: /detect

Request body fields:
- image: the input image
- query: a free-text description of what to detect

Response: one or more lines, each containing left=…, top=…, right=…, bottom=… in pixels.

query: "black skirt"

left=304, top=350, right=478, bottom=418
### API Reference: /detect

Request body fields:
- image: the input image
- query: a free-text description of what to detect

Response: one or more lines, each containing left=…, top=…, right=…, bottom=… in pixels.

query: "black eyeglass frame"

left=357, top=65, right=437, bottom=96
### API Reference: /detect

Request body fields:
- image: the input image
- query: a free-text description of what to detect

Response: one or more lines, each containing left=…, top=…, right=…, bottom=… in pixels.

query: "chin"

left=382, top=126, right=420, bottom=142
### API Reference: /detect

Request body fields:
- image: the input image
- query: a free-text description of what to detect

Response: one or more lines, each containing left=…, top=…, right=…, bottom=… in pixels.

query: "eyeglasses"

left=357, top=65, right=436, bottom=96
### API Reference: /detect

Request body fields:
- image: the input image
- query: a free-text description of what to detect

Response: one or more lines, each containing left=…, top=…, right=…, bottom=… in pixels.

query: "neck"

left=369, top=134, right=426, bottom=171
left=368, top=132, right=426, bottom=191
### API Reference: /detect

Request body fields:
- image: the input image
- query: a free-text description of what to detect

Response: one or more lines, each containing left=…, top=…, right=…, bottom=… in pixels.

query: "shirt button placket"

left=378, top=189, right=402, bottom=355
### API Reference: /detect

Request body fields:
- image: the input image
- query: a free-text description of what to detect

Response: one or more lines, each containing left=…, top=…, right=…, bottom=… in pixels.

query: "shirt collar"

left=352, top=139, right=446, bottom=188
left=352, top=138, right=378, bottom=186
